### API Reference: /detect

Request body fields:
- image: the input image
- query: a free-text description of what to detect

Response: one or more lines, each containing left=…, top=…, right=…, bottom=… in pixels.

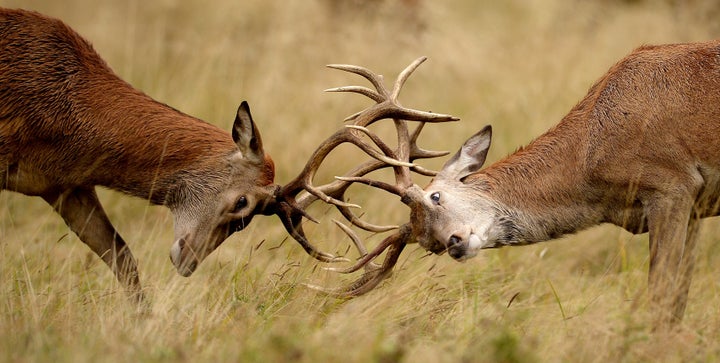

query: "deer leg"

left=644, top=192, right=697, bottom=328
left=673, top=216, right=700, bottom=320
left=44, top=188, right=144, bottom=303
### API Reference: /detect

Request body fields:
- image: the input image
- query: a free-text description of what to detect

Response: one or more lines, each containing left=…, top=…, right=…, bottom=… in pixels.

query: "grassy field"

left=2, top=0, right=720, bottom=362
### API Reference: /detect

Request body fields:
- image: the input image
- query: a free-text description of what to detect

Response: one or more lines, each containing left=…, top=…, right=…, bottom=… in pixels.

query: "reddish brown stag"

left=0, top=8, right=458, bottom=302
left=0, top=8, right=281, bottom=300
left=305, top=40, right=720, bottom=327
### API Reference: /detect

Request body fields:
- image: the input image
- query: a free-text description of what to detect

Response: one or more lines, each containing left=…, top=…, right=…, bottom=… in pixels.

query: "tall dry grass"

left=1, top=0, right=720, bottom=362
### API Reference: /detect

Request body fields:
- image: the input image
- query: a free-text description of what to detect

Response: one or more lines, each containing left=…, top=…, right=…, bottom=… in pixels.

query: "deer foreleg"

left=645, top=192, right=698, bottom=328
left=44, top=188, right=144, bottom=303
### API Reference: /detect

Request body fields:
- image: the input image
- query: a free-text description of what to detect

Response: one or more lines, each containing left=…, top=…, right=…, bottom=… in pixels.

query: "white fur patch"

left=468, top=234, right=483, bottom=250
left=170, top=239, right=183, bottom=267
left=229, top=150, right=246, bottom=162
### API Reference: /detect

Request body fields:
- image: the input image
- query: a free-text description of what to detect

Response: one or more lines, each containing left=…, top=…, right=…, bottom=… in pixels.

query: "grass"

left=2, top=0, right=720, bottom=362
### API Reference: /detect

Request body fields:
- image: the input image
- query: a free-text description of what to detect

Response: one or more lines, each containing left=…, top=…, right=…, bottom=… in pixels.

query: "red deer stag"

left=0, top=8, right=458, bottom=302
left=302, top=40, right=720, bottom=327
left=0, top=8, right=280, bottom=300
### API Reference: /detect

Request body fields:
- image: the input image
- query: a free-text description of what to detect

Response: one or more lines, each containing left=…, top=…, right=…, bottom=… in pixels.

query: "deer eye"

left=430, top=192, right=441, bottom=204
left=233, top=196, right=248, bottom=212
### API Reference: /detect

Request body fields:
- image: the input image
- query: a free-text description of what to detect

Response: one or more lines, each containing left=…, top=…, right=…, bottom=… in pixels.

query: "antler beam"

left=274, top=57, right=458, bottom=295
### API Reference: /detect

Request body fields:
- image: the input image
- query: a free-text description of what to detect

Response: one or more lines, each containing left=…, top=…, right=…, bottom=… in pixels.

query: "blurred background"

left=1, top=1, right=720, bottom=362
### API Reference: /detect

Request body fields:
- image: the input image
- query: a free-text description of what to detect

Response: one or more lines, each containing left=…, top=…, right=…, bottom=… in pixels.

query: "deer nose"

left=170, top=238, right=185, bottom=267
left=448, top=235, right=461, bottom=247
left=447, top=235, right=467, bottom=260
left=170, top=238, right=197, bottom=277
left=448, top=245, right=465, bottom=259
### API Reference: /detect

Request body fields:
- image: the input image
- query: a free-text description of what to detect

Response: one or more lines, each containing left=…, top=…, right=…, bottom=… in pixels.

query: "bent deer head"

left=404, top=126, right=496, bottom=260
left=319, top=123, right=499, bottom=296
left=170, top=101, right=278, bottom=276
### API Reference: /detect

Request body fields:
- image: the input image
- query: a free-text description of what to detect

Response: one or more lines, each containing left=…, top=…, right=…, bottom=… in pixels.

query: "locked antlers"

left=275, top=57, right=458, bottom=296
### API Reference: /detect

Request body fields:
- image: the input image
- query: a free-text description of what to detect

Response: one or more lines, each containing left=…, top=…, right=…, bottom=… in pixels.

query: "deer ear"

left=232, top=101, right=265, bottom=163
left=438, top=125, right=492, bottom=181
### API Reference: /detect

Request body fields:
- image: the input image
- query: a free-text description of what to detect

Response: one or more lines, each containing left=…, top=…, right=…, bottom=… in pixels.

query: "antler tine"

left=347, top=120, right=414, bottom=188
left=393, top=118, right=413, bottom=187
left=303, top=183, right=361, bottom=209
left=325, top=86, right=384, bottom=103
left=409, top=122, right=451, bottom=160
left=305, top=225, right=410, bottom=297
left=345, top=125, right=415, bottom=169
left=327, top=219, right=381, bottom=272
left=410, top=165, right=442, bottom=177
left=292, top=158, right=398, bottom=225
left=283, top=123, right=415, bottom=212
left=288, top=121, right=428, bottom=213
left=328, top=58, right=459, bottom=127
left=281, top=130, right=361, bottom=209
left=343, top=100, right=458, bottom=127
left=407, top=122, right=450, bottom=176
left=274, top=201, right=350, bottom=263
left=326, top=63, right=390, bottom=99
left=347, top=129, right=415, bottom=168
left=335, top=204, right=398, bottom=232
left=391, top=56, right=427, bottom=100
left=335, top=176, right=404, bottom=195
left=302, top=157, right=401, bottom=233
left=340, top=109, right=365, bottom=123
left=322, top=222, right=400, bottom=274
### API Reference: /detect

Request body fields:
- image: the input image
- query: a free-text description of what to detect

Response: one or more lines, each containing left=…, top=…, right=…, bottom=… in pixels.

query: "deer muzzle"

left=170, top=238, right=198, bottom=277
left=447, top=233, right=482, bottom=261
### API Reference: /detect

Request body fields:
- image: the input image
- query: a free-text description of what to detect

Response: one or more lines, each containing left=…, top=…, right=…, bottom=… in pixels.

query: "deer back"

left=414, top=40, right=720, bottom=259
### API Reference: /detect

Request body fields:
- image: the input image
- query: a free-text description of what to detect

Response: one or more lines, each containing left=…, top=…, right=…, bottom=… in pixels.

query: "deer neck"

left=476, top=121, right=601, bottom=244
left=77, top=80, right=238, bottom=205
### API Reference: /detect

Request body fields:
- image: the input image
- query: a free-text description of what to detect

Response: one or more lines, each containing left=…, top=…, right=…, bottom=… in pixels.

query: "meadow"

left=1, top=1, right=720, bottom=362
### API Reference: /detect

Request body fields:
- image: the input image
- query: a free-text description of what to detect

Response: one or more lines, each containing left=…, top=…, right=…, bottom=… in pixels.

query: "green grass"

left=2, top=0, right=720, bottom=362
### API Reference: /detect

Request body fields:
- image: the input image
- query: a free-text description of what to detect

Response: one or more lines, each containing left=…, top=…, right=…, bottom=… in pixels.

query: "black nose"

left=448, top=246, right=465, bottom=259
left=447, top=236, right=465, bottom=260
left=448, top=235, right=461, bottom=246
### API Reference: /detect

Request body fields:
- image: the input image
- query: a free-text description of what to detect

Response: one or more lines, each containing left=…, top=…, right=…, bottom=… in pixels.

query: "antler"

left=275, top=57, right=458, bottom=296
left=304, top=224, right=411, bottom=297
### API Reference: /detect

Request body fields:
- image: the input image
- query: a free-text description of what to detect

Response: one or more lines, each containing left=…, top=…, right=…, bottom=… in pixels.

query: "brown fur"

left=416, top=40, right=720, bottom=327
left=474, top=40, right=720, bottom=233
left=0, top=8, right=276, bottom=300
left=0, top=9, right=246, bottom=201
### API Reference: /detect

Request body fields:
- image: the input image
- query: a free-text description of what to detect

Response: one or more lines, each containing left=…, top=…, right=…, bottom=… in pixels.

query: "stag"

left=0, top=8, right=285, bottom=300
left=302, top=40, right=720, bottom=327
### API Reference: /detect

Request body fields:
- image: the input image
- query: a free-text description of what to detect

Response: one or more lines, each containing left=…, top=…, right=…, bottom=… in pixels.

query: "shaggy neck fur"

left=471, top=105, right=608, bottom=245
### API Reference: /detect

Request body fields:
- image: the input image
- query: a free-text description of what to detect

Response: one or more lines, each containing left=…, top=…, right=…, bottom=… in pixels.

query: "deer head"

left=404, top=126, right=503, bottom=261
left=170, top=101, right=277, bottom=276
